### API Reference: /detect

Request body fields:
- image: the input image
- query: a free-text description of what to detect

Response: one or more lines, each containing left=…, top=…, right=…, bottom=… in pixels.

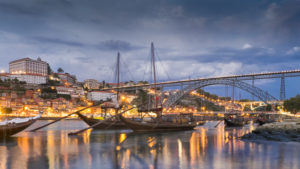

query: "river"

left=0, top=120, right=299, bottom=169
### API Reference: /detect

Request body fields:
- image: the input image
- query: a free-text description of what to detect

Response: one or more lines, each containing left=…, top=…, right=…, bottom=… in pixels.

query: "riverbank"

left=242, top=119, right=300, bottom=142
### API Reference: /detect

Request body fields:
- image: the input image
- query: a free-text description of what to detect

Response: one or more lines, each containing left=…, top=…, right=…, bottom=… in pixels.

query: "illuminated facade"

left=55, top=86, right=84, bottom=98
left=8, top=57, right=48, bottom=84
left=9, top=57, right=48, bottom=76
left=87, top=91, right=117, bottom=103
left=9, top=74, right=47, bottom=84
left=83, top=79, right=99, bottom=89
left=57, top=73, right=76, bottom=85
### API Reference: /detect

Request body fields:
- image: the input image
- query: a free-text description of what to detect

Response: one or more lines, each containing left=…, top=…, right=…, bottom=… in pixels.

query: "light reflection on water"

left=0, top=120, right=299, bottom=169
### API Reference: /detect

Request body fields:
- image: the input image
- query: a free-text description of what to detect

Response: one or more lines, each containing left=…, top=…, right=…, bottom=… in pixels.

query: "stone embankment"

left=242, top=119, right=300, bottom=142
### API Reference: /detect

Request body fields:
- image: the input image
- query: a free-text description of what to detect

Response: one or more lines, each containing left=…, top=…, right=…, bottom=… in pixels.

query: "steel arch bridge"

left=162, top=79, right=278, bottom=109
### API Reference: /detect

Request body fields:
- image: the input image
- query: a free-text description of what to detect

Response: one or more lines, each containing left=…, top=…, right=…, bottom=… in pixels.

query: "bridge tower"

left=280, top=74, right=286, bottom=100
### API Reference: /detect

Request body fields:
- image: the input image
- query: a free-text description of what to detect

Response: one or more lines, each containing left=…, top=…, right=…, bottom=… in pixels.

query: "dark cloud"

left=33, top=36, right=85, bottom=47
left=0, top=0, right=300, bottom=86
left=0, top=2, right=40, bottom=16
left=32, top=37, right=142, bottom=52
left=97, top=40, right=143, bottom=52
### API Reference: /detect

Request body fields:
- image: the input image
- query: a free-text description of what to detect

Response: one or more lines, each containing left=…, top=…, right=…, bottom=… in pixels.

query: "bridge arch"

left=163, top=79, right=277, bottom=109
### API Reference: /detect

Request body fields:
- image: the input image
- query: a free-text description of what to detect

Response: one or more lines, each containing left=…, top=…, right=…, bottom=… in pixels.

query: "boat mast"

left=151, top=42, right=157, bottom=109
left=151, top=42, right=163, bottom=120
left=116, top=52, right=120, bottom=110
left=116, top=52, right=120, bottom=102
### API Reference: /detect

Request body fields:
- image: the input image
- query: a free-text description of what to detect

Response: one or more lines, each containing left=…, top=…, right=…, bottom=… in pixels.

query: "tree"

left=284, top=95, right=300, bottom=114
left=239, top=99, right=251, bottom=102
left=47, top=64, right=53, bottom=75
left=41, top=87, right=57, bottom=99
left=101, top=80, right=106, bottom=88
left=132, top=89, right=151, bottom=109
left=53, top=73, right=59, bottom=78
left=57, top=94, right=71, bottom=100
left=47, top=80, right=60, bottom=86
left=57, top=67, right=64, bottom=73
left=137, top=81, right=148, bottom=84
left=266, top=104, right=272, bottom=111
left=12, top=78, right=19, bottom=83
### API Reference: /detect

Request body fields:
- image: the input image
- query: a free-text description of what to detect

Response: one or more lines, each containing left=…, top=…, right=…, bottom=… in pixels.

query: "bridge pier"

left=225, top=85, right=228, bottom=101
left=280, top=74, right=286, bottom=100
left=232, top=80, right=235, bottom=102
left=252, top=76, right=255, bottom=101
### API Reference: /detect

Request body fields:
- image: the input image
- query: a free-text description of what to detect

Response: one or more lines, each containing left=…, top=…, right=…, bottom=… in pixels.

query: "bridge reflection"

left=0, top=120, right=299, bottom=169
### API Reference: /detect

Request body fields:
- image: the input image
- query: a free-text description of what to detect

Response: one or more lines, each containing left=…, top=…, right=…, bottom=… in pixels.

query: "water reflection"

left=0, top=120, right=299, bottom=169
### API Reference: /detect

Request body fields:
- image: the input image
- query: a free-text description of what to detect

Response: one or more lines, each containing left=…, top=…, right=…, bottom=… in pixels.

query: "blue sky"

left=0, top=0, right=299, bottom=99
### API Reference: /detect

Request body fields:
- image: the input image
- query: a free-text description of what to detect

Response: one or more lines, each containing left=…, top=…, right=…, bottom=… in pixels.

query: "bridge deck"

left=99, top=69, right=300, bottom=91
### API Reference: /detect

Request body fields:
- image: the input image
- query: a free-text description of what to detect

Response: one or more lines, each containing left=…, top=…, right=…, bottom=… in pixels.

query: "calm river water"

left=0, top=120, right=299, bottom=169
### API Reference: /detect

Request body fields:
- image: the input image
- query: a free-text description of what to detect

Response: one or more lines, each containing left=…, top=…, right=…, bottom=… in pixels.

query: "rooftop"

left=9, top=57, right=47, bottom=64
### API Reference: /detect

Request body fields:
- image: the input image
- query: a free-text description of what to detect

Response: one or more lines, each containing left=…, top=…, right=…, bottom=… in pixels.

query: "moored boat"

left=255, top=113, right=280, bottom=125
left=224, top=118, right=245, bottom=127
left=76, top=112, right=129, bottom=130
left=0, top=114, right=41, bottom=138
left=118, top=114, right=197, bottom=132
left=224, top=113, right=246, bottom=127
left=117, top=43, right=198, bottom=132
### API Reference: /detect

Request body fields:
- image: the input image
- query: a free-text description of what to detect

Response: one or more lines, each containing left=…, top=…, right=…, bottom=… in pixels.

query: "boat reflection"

left=0, top=120, right=299, bottom=169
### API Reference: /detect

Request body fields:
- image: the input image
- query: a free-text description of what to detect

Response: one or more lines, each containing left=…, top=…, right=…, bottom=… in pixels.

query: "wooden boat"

left=162, top=113, right=205, bottom=126
left=196, top=121, right=206, bottom=126
left=76, top=112, right=129, bottom=130
left=255, top=114, right=278, bottom=125
left=224, top=118, right=245, bottom=127
left=118, top=114, right=197, bottom=132
left=223, top=113, right=246, bottom=127
left=0, top=114, right=41, bottom=138
left=116, top=43, right=198, bottom=132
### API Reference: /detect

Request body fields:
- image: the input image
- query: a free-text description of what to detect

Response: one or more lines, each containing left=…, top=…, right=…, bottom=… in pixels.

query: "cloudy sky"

left=0, top=0, right=299, bottom=98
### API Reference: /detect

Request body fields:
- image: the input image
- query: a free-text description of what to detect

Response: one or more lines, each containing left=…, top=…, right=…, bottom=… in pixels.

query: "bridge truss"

left=162, top=79, right=277, bottom=109
left=106, top=70, right=300, bottom=90
left=101, top=70, right=300, bottom=106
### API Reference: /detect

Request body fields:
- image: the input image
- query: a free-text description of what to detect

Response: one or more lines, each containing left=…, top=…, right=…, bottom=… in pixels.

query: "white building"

left=9, top=57, right=48, bottom=76
left=57, top=73, right=77, bottom=85
left=8, top=57, right=48, bottom=84
left=55, top=86, right=85, bottom=98
left=9, top=74, right=47, bottom=84
left=83, top=79, right=99, bottom=89
left=87, top=91, right=117, bottom=103
left=56, top=86, right=74, bottom=95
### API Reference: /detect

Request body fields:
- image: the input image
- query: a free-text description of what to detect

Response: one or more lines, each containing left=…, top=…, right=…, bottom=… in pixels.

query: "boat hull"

left=224, top=119, right=245, bottom=127
left=256, top=119, right=275, bottom=126
left=77, top=113, right=129, bottom=130
left=0, top=119, right=37, bottom=138
left=119, top=115, right=197, bottom=132
left=196, top=121, right=206, bottom=126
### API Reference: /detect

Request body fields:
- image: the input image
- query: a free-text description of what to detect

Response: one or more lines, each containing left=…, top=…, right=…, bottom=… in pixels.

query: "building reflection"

left=0, top=121, right=299, bottom=169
